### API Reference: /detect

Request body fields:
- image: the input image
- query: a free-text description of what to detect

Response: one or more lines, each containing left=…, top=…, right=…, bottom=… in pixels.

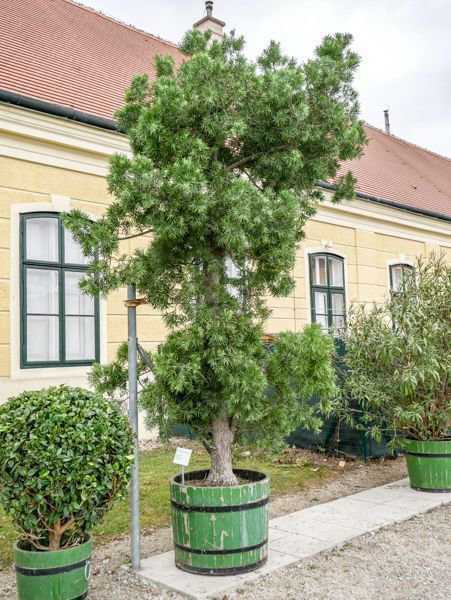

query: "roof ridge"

left=60, top=0, right=182, bottom=52
left=364, top=122, right=451, bottom=164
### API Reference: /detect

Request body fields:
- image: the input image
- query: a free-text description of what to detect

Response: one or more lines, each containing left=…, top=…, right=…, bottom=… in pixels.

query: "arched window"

left=389, top=263, right=414, bottom=293
left=309, top=253, right=346, bottom=332
left=20, top=213, right=99, bottom=367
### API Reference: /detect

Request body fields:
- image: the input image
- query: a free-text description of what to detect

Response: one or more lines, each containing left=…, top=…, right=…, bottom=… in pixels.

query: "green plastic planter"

left=15, top=537, right=92, bottom=600
left=170, top=469, right=269, bottom=576
left=402, top=438, right=451, bottom=492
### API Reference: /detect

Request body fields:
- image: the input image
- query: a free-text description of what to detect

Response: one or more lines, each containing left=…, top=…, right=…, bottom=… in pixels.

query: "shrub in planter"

left=335, top=255, right=451, bottom=492
left=0, top=386, right=133, bottom=600
left=65, top=29, right=364, bottom=574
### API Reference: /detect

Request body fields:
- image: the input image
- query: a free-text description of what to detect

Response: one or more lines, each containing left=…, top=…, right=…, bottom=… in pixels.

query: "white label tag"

left=173, top=447, right=192, bottom=467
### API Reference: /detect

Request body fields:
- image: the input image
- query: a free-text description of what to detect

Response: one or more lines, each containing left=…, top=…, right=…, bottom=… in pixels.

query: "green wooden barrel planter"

left=402, top=439, right=451, bottom=492
left=170, top=469, right=270, bottom=576
left=14, top=537, right=92, bottom=600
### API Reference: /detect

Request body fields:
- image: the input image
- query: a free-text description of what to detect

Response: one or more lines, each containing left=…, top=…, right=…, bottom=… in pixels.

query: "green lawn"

left=0, top=446, right=329, bottom=569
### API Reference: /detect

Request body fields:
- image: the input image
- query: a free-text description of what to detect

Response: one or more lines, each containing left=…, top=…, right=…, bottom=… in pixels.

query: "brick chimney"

left=193, top=1, right=225, bottom=43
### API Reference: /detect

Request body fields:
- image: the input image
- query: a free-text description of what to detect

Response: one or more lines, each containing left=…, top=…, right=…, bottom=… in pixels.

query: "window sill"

left=10, top=365, right=93, bottom=381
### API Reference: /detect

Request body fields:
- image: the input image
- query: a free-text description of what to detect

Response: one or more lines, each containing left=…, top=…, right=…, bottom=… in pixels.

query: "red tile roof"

left=0, top=0, right=185, bottom=121
left=335, top=125, right=451, bottom=220
left=0, top=0, right=450, bottom=220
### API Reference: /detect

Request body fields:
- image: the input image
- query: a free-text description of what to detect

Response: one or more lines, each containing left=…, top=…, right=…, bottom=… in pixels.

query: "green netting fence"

left=286, top=337, right=395, bottom=460
left=168, top=338, right=396, bottom=460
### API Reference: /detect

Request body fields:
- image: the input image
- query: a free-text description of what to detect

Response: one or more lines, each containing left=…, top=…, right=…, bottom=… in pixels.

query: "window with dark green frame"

left=389, top=263, right=414, bottom=293
left=20, top=213, right=100, bottom=368
left=309, top=253, right=346, bottom=333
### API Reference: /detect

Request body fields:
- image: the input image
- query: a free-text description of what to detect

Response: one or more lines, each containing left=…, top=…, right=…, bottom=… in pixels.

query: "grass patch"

left=0, top=511, right=17, bottom=570
left=0, top=445, right=329, bottom=569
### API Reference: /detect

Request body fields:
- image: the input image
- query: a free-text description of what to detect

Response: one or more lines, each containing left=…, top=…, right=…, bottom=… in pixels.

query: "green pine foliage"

left=64, top=30, right=365, bottom=484
left=0, top=386, right=133, bottom=550
left=142, top=324, right=336, bottom=449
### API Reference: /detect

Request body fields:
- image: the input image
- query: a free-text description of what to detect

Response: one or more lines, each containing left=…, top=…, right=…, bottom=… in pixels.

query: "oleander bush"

left=335, top=254, right=451, bottom=444
left=0, top=385, right=133, bottom=550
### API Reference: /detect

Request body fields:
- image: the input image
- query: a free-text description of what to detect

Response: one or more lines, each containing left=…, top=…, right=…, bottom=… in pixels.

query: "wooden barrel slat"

left=170, top=469, right=270, bottom=575
left=14, top=538, right=92, bottom=600
left=402, top=439, right=451, bottom=492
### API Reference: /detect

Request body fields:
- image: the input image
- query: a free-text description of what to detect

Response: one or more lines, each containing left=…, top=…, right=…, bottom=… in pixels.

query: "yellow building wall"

left=0, top=152, right=450, bottom=397
left=265, top=221, right=433, bottom=335
left=0, top=155, right=169, bottom=381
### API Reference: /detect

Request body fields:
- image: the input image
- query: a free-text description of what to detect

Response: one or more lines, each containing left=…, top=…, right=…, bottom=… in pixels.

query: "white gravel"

left=224, top=506, right=451, bottom=600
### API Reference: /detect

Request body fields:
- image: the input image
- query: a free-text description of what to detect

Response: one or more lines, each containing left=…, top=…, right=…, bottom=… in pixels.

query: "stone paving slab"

left=137, top=479, right=451, bottom=599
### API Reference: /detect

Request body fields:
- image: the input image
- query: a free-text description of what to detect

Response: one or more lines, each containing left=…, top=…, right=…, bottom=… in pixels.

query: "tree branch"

left=17, top=521, right=51, bottom=550
left=118, top=229, right=153, bottom=241
left=201, top=438, right=213, bottom=455
left=59, top=517, right=76, bottom=535
left=243, top=169, right=264, bottom=191
left=226, top=144, right=293, bottom=171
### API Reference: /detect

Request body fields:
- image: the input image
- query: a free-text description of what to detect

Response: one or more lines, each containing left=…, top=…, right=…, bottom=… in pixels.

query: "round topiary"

left=0, top=386, right=133, bottom=551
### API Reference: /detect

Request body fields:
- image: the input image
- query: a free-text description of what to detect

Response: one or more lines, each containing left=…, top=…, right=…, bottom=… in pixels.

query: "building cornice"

left=0, top=101, right=129, bottom=176
left=314, top=196, right=451, bottom=248
left=0, top=101, right=127, bottom=155
left=1, top=95, right=449, bottom=223
left=319, top=182, right=451, bottom=224
left=0, top=102, right=449, bottom=244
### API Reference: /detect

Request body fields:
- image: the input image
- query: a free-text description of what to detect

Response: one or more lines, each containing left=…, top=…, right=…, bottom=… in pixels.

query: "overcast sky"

left=84, top=0, right=450, bottom=157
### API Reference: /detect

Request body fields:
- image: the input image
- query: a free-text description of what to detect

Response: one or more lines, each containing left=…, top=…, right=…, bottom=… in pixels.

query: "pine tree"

left=65, top=30, right=365, bottom=485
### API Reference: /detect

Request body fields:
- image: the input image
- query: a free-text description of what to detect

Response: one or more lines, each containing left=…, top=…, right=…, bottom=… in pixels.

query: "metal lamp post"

left=126, top=284, right=142, bottom=571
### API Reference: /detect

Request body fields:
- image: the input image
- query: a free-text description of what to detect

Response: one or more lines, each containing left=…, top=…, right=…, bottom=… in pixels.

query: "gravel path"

left=4, top=457, right=448, bottom=600
left=225, top=506, right=451, bottom=600
left=86, top=506, right=450, bottom=600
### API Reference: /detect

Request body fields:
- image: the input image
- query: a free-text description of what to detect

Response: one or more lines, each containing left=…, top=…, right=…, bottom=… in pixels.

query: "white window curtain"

left=65, top=317, right=95, bottom=361
left=64, top=271, right=95, bottom=361
left=64, top=228, right=89, bottom=265
left=26, top=268, right=59, bottom=362
left=26, top=218, right=59, bottom=262
left=312, top=255, right=327, bottom=285
left=27, top=316, right=59, bottom=362
left=329, top=257, right=344, bottom=287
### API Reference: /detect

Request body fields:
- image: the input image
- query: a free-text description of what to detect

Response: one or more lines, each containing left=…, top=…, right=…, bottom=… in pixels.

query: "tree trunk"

left=207, top=417, right=238, bottom=486
left=202, top=257, right=238, bottom=486
left=47, top=518, right=75, bottom=550
left=48, top=524, right=63, bottom=551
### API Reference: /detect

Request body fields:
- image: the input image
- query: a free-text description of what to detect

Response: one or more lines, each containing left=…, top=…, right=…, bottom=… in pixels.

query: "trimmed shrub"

left=0, top=385, right=133, bottom=550
left=336, top=254, right=451, bottom=444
